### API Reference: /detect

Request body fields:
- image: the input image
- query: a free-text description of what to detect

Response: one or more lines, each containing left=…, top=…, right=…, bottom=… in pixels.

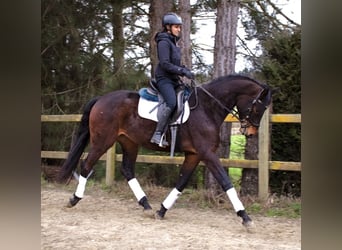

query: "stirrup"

left=159, top=133, right=169, bottom=147
left=150, top=132, right=168, bottom=147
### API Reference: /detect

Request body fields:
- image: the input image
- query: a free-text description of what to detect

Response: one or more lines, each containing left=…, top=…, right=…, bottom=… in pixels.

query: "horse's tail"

left=58, top=96, right=99, bottom=183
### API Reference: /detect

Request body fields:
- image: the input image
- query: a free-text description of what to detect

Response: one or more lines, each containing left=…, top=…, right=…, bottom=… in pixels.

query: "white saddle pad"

left=138, top=97, right=190, bottom=124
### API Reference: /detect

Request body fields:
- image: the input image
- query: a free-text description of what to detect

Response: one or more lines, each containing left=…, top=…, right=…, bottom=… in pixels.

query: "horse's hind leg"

left=118, top=137, right=153, bottom=214
left=67, top=145, right=113, bottom=208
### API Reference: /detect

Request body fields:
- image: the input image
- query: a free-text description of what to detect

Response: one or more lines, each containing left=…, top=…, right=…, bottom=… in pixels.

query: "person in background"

left=150, top=12, right=194, bottom=147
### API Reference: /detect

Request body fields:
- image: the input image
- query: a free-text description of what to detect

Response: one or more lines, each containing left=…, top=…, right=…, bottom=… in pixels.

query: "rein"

left=188, top=79, right=267, bottom=126
left=188, top=80, right=240, bottom=121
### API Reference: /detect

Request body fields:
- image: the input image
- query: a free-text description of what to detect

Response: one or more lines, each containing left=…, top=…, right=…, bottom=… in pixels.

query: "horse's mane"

left=207, top=74, right=268, bottom=88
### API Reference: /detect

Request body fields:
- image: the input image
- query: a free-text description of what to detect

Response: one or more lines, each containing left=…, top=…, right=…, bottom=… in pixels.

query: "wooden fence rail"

left=41, top=112, right=301, bottom=200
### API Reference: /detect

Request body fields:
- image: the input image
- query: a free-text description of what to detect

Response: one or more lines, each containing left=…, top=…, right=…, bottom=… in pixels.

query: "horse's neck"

left=202, top=80, right=260, bottom=121
left=196, top=85, right=235, bottom=124
left=204, top=84, right=237, bottom=109
left=207, top=80, right=260, bottom=100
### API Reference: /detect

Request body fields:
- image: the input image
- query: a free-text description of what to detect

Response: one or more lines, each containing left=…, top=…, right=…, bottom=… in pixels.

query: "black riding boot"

left=150, top=106, right=172, bottom=147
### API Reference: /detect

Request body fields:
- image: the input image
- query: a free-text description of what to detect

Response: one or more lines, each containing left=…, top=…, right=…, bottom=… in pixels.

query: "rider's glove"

left=181, top=67, right=195, bottom=80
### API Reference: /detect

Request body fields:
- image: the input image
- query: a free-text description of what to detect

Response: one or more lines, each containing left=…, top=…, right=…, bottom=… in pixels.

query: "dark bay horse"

left=59, top=74, right=272, bottom=228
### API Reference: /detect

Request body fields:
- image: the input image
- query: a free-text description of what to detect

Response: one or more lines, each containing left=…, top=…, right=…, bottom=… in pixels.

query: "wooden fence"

left=41, top=112, right=301, bottom=200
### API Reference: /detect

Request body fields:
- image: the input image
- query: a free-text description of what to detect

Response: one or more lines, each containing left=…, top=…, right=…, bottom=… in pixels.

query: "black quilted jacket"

left=154, top=32, right=185, bottom=81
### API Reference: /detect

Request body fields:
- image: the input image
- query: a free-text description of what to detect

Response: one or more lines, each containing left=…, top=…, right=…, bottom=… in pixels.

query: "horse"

left=58, top=74, right=272, bottom=228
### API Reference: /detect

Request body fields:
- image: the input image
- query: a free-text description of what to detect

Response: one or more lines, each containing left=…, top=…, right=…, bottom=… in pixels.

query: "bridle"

left=188, top=80, right=268, bottom=128
left=241, top=87, right=270, bottom=127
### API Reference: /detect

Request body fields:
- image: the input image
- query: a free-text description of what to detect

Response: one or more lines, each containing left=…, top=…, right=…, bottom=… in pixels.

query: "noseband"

left=190, top=80, right=268, bottom=127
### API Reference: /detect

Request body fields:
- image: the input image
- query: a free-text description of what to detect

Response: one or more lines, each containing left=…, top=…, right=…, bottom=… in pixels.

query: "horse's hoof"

left=143, top=208, right=154, bottom=218
left=243, top=220, right=255, bottom=233
left=66, top=194, right=81, bottom=208
left=154, top=210, right=165, bottom=220
left=66, top=201, right=73, bottom=208
left=242, top=219, right=253, bottom=227
left=237, top=210, right=254, bottom=231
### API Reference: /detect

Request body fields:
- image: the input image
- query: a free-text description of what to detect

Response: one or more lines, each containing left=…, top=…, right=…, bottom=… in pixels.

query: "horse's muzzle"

left=240, top=125, right=258, bottom=137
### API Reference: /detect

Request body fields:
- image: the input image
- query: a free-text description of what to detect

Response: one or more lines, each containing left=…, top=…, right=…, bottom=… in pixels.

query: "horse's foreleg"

left=156, top=154, right=199, bottom=219
left=128, top=178, right=152, bottom=211
left=119, top=139, right=153, bottom=213
left=204, top=155, right=252, bottom=227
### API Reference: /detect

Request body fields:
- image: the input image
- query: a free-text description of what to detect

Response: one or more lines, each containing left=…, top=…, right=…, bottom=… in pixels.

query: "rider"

left=150, top=12, right=194, bottom=147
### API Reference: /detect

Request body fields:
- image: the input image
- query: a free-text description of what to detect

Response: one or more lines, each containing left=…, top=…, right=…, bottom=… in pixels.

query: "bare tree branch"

left=264, top=0, right=300, bottom=27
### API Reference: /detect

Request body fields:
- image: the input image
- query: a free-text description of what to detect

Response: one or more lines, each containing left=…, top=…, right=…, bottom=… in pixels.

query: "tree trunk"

left=205, top=0, right=240, bottom=198
left=240, top=136, right=259, bottom=196
left=241, top=104, right=272, bottom=197
left=179, top=0, right=192, bottom=69
left=149, top=0, right=173, bottom=78
left=212, top=0, right=239, bottom=77
left=111, top=0, right=125, bottom=77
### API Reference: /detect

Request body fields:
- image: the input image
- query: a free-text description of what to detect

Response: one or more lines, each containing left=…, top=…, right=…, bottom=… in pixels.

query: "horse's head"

left=236, top=86, right=272, bottom=137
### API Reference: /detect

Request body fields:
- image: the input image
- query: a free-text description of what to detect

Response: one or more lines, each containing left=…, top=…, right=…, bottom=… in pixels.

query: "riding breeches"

left=155, top=77, right=178, bottom=110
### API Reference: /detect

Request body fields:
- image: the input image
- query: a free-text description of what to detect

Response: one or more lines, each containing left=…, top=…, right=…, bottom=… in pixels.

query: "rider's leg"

left=150, top=78, right=177, bottom=147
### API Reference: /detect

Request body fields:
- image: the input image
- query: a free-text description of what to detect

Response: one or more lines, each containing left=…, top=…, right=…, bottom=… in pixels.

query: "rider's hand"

left=181, top=68, right=195, bottom=80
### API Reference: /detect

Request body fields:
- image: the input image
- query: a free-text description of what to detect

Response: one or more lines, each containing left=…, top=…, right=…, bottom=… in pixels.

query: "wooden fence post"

left=105, top=143, right=116, bottom=186
left=258, top=109, right=270, bottom=200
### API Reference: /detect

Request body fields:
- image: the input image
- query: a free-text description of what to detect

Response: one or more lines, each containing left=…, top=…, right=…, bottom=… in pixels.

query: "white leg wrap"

left=226, top=187, right=245, bottom=212
left=75, top=175, right=87, bottom=198
left=128, top=178, right=146, bottom=201
left=162, top=188, right=182, bottom=210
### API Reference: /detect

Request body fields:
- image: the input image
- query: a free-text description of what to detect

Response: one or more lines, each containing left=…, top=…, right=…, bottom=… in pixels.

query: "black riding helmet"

left=162, top=12, right=182, bottom=27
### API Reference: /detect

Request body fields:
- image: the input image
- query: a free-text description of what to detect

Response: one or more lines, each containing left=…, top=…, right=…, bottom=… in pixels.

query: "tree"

left=111, top=0, right=126, bottom=76
left=41, top=0, right=148, bottom=157
left=41, top=0, right=111, bottom=157
left=149, top=0, right=173, bottom=78
left=41, top=0, right=108, bottom=114
left=179, top=0, right=192, bottom=68
left=262, top=29, right=301, bottom=196
left=205, top=0, right=240, bottom=199
left=238, top=0, right=301, bottom=197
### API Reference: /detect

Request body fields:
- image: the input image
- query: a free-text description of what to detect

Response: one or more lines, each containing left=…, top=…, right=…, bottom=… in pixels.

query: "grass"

left=264, top=198, right=301, bottom=218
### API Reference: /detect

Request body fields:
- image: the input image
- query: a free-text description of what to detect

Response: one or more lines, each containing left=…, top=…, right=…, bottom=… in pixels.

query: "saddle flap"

left=138, top=81, right=192, bottom=124
left=137, top=97, right=190, bottom=124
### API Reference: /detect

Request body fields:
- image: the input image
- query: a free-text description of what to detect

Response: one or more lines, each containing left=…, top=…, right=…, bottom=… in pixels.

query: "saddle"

left=138, top=79, right=192, bottom=156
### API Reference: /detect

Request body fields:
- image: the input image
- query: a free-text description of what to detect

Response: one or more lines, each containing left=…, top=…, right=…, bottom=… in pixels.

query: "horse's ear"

left=261, top=86, right=279, bottom=99
left=259, top=86, right=274, bottom=104
left=259, top=87, right=270, bottom=99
